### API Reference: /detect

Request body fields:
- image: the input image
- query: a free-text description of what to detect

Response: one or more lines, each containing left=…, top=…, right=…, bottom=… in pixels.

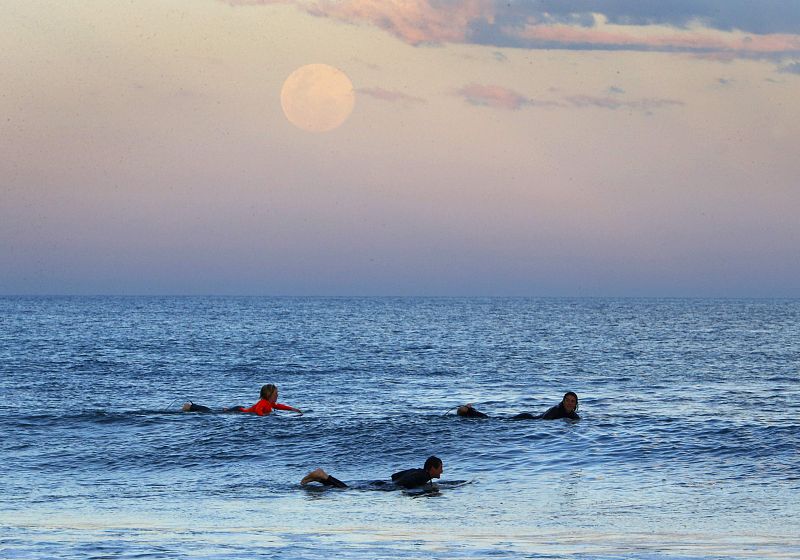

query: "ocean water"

left=1, top=296, right=798, bottom=559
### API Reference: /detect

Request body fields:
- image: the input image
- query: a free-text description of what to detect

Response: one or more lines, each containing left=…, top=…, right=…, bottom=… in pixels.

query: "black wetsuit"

left=185, top=403, right=212, bottom=413
left=458, top=407, right=489, bottom=418
left=390, top=468, right=433, bottom=489
left=513, top=403, right=579, bottom=420
left=183, top=404, right=252, bottom=413
left=318, top=468, right=434, bottom=490
left=319, top=474, right=348, bottom=488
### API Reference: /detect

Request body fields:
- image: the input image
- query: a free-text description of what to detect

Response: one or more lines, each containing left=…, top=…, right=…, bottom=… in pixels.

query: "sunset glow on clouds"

left=454, top=84, right=683, bottom=114
left=358, top=87, right=425, bottom=105
left=1, top=0, right=799, bottom=296
left=226, top=0, right=800, bottom=59
left=228, top=0, right=494, bottom=45
left=455, top=84, right=538, bottom=110
left=509, top=15, right=800, bottom=55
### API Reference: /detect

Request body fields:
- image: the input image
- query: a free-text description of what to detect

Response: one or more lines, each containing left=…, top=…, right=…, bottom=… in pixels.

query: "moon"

left=280, top=64, right=355, bottom=133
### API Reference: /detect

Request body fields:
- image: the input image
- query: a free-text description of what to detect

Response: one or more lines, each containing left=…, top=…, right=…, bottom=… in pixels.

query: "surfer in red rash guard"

left=182, top=384, right=302, bottom=415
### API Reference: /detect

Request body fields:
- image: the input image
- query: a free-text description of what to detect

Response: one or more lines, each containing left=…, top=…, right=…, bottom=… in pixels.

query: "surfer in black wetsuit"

left=182, top=401, right=212, bottom=413
left=456, top=404, right=489, bottom=418
left=455, top=392, right=580, bottom=420
left=300, top=456, right=444, bottom=490
left=512, top=391, right=580, bottom=420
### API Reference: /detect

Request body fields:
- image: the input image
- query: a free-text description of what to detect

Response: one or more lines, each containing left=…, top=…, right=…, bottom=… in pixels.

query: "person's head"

left=561, top=391, right=578, bottom=413
left=423, top=455, right=443, bottom=479
left=260, top=384, right=278, bottom=402
left=456, top=405, right=472, bottom=417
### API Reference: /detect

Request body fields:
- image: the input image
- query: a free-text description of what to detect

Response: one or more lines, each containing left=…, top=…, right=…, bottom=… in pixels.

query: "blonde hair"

left=260, top=384, right=277, bottom=400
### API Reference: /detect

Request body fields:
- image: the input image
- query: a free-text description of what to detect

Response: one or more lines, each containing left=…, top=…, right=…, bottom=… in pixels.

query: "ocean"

left=1, top=297, right=798, bottom=559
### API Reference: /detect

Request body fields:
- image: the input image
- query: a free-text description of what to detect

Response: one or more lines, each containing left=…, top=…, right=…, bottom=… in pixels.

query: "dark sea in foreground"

left=1, top=297, right=798, bottom=559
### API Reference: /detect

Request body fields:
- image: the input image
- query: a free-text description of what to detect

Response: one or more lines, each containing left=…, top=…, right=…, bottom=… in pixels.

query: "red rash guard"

left=239, top=399, right=296, bottom=416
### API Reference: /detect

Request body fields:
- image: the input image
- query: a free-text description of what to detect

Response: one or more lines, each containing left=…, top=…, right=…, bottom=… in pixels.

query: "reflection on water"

left=1, top=297, right=799, bottom=558
left=5, top=525, right=800, bottom=559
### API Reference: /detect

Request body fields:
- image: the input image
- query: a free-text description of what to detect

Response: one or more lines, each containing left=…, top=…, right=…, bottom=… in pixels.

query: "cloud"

left=455, top=83, right=549, bottom=110
left=454, top=83, right=681, bottom=114
left=222, top=1, right=800, bottom=57
left=224, top=0, right=489, bottom=45
left=779, top=61, right=800, bottom=74
left=564, top=95, right=684, bottom=113
left=358, top=87, right=425, bottom=105
left=507, top=14, right=800, bottom=55
left=309, top=0, right=494, bottom=46
left=504, top=1, right=800, bottom=35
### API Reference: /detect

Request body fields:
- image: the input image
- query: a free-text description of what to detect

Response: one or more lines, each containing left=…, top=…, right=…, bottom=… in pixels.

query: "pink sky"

left=1, top=0, right=799, bottom=296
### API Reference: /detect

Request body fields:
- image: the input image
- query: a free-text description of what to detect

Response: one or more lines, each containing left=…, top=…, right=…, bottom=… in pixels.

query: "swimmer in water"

left=182, top=384, right=303, bottom=416
left=455, top=403, right=489, bottom=418
left=513, top=391, right=580, bottom=420
left=455, top=391, right=580, bottom=420
left=182, top=402, right=212, bottom=413
left=300, top=456, right=444, bottom=490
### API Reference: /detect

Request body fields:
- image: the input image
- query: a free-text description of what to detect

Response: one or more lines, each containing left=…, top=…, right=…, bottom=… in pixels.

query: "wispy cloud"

left=455, top=83, right=683, bottom=114
left=308, top=0, right=492, bottom=46
left=223, top=0, right=488, bottom=45
left=564, top=95, right=684, bottom=113
left=508, top=14, right=800, bottom=55
left=455, top=83, right=551, bottom=110
left=358, top=87, right=425, bottom=105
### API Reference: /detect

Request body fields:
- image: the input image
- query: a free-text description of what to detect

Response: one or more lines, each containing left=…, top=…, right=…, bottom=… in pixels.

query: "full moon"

left=280, top=64, right=355, bottom=133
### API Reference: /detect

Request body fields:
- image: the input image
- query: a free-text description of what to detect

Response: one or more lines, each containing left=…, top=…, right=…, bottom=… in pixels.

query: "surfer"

left=182, top=384, right=303, bottom=416
left=512, top=391, right=580, bottom=420
left=300, top=455, right=444, bottom=490
left=456, top=391, right=580, bottom=420
left=182, top=401, right=212, bottom=413
left=455, top=403, right=489, bottom=418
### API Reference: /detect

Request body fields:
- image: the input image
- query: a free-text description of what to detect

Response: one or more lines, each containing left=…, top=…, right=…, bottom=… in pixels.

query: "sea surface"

left=1, top=297, right=798, bottom=559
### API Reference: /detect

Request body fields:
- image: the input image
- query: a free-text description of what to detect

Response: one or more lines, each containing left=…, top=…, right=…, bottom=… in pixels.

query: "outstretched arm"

left=274, top=402, right=303, bottom=414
